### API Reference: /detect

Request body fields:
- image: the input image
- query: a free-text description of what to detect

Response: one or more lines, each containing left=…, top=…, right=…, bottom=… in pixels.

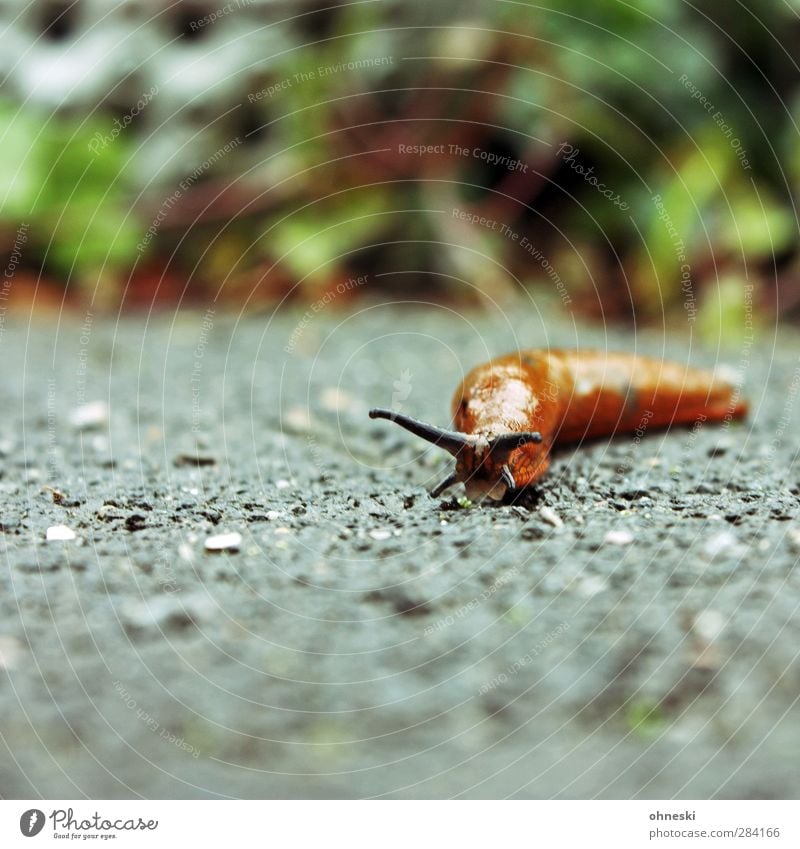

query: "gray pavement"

left=0, top=306, right=798, bottom=799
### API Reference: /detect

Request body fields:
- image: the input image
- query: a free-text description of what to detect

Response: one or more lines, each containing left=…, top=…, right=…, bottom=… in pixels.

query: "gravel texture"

left=0, top=305, right=798, bottom=799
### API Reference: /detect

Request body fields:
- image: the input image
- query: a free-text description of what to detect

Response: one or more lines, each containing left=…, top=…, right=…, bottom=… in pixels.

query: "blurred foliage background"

left=0, top=0, right=798, bottom=337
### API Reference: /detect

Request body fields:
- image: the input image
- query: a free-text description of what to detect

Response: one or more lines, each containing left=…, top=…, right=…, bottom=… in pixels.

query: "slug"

left=370, top=348, right=747, bottom=501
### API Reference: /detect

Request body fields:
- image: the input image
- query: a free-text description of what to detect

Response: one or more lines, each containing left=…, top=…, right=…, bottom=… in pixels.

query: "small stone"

left=46, top=524, right=76, bottom=541
left=604, top=529, right=633, bottom=546
left=96, top=503, right=125, bottom=522
left=707, top=437, right=733, bottom=458
left=125, top=514, right=147, bottom=532
left=693, top=609, right=726, bottom=641
left=369, top=528, right=392, bottom=541
left=788, top=528, right=800, bottom=551
left=178, top=543, right=194, bottom=562
left=91, top=435, right=109, bottom=453
left=284, top=406, right=312, bottom=432
left=275, top=479, right=291, bottom=490
left=266, top=510, right=283, bottom=521
left=0, top=635, right=23, bottom=670
left=703, top=530, right=740, bottom=560
left=320, top=387, right=353, bottom=412
left=173, top=452, right=216, bottom=467
left=204, top=532, right=242, bottom=552
left=539, top=506, right=564, bottom=528
left=121, top=593, right=215, bottom=633
left=69, top=400, right=108, bottom=429
left=577, top=576, right=607, bottom=598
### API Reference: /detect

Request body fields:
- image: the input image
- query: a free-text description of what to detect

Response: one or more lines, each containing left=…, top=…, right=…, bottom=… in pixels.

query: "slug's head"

left=369, top=408, right=542, bottom=501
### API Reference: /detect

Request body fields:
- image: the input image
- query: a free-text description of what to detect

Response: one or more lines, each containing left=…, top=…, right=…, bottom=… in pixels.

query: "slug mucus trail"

left=370, top=348, right=747, bottom=501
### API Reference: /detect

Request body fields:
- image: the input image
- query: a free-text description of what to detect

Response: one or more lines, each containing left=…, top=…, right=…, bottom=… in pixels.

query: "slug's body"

left=370, top=349, right=747, bottom=501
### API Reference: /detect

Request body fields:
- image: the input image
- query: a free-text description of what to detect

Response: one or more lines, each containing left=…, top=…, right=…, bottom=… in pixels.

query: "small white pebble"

left=320, top=387, right=353, bottom=412
left=266, top=510, right=284, bottom=521
left=693, top=609, right=726, bottom=641
left=91, top=435, right=109, bottom=452
left=204, top=532, right=242, bottom=552
left=369, top=529, right=392, bottom=541
left=0, top=635, right=23, bottom=670
left=46, top=524, right=76, bottom=541
left=577, top=576, right=607, bottom=598
left=605, top=529, right=633, bottom=546
left=539, top=506, right=564, bottom=528
left=788, top=528, right=800, bottom=551
left=69, top=400, right=108, bottom=429
left=178, top=543, right=194, bottom=562
left=703, top=530, right=739, bottom=559
left=275, top=479, right=291, bottom=490
left=284, top=406, right=312, bottom=432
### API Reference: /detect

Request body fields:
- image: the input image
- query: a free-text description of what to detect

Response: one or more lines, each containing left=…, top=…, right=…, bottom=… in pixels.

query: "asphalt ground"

left=0, top=304, right=798, bottom=798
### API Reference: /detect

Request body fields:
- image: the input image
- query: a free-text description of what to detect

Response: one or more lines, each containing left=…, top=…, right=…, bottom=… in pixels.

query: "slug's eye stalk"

left=488, top=432, right=542, bottom=455
left=368, top=408, right=475, bottom=457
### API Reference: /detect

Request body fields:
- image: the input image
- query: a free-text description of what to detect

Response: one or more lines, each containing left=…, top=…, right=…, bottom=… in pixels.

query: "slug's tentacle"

left=501, top=464, right=516, bottom=491
left=488, top=432, right=542, bottom=454
left=368, top=408, right=475, bottom=457
left=430, top=471, right=460, bottom=498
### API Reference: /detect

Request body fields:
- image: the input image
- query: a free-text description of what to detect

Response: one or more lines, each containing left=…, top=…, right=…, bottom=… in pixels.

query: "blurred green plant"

left=0, top=0, right=798, bottom=328
left=626, top=697, right=667, bottom=738
left=0, top=100, right=143, bottom=288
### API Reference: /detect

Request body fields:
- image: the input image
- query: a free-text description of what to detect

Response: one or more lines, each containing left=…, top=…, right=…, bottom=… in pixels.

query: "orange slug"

left=370, top=349, right=747, bottom=501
